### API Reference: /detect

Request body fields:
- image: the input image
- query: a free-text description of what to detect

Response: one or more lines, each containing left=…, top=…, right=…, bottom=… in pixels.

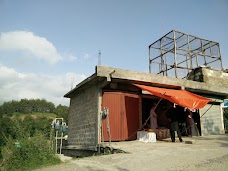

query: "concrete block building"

left=64, top=65, right=228, bottom=150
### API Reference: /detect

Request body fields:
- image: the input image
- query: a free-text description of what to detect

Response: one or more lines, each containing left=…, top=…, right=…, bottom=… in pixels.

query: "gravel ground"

left=35, top=134, right=228, bottom=171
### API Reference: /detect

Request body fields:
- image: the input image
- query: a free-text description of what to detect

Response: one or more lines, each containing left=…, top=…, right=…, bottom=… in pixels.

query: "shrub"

left=1, top=132, right=60, bottom=171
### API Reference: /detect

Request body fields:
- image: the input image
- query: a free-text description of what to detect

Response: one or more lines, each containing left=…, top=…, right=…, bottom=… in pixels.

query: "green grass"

left=31, top=112, right=57, bottom=118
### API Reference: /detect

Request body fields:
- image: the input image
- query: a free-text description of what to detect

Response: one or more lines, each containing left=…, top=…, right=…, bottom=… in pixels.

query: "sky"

left=0, top=0, right=227, bottom=106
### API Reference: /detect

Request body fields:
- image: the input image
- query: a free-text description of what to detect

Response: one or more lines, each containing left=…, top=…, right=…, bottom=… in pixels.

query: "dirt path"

left=35, top=135, right=228, bottom=171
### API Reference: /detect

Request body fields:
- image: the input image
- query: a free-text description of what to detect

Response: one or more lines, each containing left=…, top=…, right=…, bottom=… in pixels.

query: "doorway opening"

left=141, top=95, right=201, bottom=138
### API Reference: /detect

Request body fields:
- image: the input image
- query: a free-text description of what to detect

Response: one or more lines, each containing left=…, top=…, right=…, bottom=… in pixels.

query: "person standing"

left=150, top=102, right=158, bottom=133
left=167, top=104, right=183, bottom=142
left=186, top=109, right=193, bottom=137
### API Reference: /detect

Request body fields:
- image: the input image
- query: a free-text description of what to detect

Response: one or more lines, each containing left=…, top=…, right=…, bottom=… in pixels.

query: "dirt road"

left=36, top=135, right=228, bottom=171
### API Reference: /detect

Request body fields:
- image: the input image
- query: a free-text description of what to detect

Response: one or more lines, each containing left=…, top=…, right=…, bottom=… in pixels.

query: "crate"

left=157, top=128, right=170, bottom=139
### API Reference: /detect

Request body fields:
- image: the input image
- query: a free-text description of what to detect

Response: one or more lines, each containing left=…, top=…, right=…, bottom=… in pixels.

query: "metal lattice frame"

left=149, top=30, right=223, bottom=78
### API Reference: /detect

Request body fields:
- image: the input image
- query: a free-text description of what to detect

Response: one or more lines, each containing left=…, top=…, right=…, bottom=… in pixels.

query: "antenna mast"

left=98, top=50, right=101, bottom=65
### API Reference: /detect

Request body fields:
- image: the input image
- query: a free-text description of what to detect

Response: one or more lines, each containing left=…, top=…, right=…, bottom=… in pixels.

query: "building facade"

left=64, top=66, right=228, bottom=149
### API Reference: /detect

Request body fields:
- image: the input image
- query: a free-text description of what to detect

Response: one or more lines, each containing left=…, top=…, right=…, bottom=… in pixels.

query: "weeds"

left=1, top=132, right=60, bottom=171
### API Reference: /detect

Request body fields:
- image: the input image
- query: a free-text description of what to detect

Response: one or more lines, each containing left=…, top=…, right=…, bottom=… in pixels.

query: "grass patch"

left=31, top=112, right=57, bottom=118
left=12, top=112, right=57, bottom=119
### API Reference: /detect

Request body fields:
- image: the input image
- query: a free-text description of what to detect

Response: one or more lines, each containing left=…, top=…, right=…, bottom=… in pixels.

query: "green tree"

left=0, top=116, right=16, bottom=141
left=11, top=100, right=20, bottom=112
left=23, top=115, right=37, bottom=137
left=19, top=99, right=32, bottom=113
left=0, top=116, right=17, bottom=159
left=55, top=104, right=69, bottom=123
left=34, top=117, right=52, bottom=138
left=0, top=98, right=57, bottom=115
left=1, top=102, right=14, bottom=116
left=0, top=105, right=3, bottom=118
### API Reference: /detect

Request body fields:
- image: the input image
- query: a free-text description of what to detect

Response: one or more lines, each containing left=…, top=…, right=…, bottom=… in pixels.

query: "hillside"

left=11, top=112, right=57, bottom=120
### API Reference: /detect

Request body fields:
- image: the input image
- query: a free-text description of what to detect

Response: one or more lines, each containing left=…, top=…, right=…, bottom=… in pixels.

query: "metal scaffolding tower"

left=149, top=30, right=223, bottom=79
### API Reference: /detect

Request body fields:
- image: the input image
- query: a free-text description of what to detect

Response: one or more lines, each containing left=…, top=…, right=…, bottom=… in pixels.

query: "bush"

left=1, top=132, right=60, bottom=171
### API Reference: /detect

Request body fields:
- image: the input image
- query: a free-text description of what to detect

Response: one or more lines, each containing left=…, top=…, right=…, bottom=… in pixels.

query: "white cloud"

left=63, top=53, right=77, bottom=61
left=0, top=65, right=86, bottom=106
left=83, top=53, right=91, bottom=60
left=0, top=31, right=76, bottom=64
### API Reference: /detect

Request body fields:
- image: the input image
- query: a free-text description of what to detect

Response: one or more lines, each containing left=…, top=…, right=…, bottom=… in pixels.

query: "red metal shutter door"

left=102, top=92, right=122, bottom=141
left=121, top=93, right=139, bottom=140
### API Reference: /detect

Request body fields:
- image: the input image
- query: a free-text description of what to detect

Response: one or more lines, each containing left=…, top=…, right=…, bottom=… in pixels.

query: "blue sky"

left=0, top=0, right=227, bottom=106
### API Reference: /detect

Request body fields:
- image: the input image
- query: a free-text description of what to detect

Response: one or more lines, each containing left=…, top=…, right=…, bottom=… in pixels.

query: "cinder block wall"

left=187, top=67, right=228, bottom=87
left=201, top=68, right=228, bottom=87
left=68, top=85, right=99, bottom=148
left=199, top=104, right=225, bottom=135
left=187, top=68, right=204, bottom=82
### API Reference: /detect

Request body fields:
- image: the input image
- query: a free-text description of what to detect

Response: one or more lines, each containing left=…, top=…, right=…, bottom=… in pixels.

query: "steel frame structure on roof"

left=149, top=30, right=223, bottom=79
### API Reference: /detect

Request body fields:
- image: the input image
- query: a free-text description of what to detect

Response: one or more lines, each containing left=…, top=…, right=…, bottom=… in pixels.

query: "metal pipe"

left=191, top=42, right=218, bottom=53
left=218, top=44, right=223, bottom=70
left=173, top=30, right=178, bottom=78
left=201, top=39, right=207, bottom=65
left=55, top=130, right=58, bottom=154
left=148, top=30, right=174, bottom=47
left=195, top=54, right=199, bottom=67
left=160, top=38, right=164, bottom=75
left=175, top=30, right=219, bottom=44
left=205, top=58, right=221, bottom=65
left=60, top=131, right=63, bottom=154
left=149, top=46, right=151, bottom=73
left=177, top=37, right=197, bottom=50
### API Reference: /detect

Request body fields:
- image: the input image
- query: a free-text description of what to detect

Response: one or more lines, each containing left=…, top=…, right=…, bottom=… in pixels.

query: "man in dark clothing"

left=186, top=109, right=193, bottom=137
left=167, top=105, right=183, bottom=142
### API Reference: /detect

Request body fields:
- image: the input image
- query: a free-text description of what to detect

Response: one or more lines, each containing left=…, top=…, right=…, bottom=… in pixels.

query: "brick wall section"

left=68, top=84, right=99, bottom=147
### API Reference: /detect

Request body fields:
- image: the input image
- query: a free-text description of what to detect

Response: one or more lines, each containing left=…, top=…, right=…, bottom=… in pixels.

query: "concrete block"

left=222, top=73, right=228, bottom=76
left=207, top=73, right=212, bottom=76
